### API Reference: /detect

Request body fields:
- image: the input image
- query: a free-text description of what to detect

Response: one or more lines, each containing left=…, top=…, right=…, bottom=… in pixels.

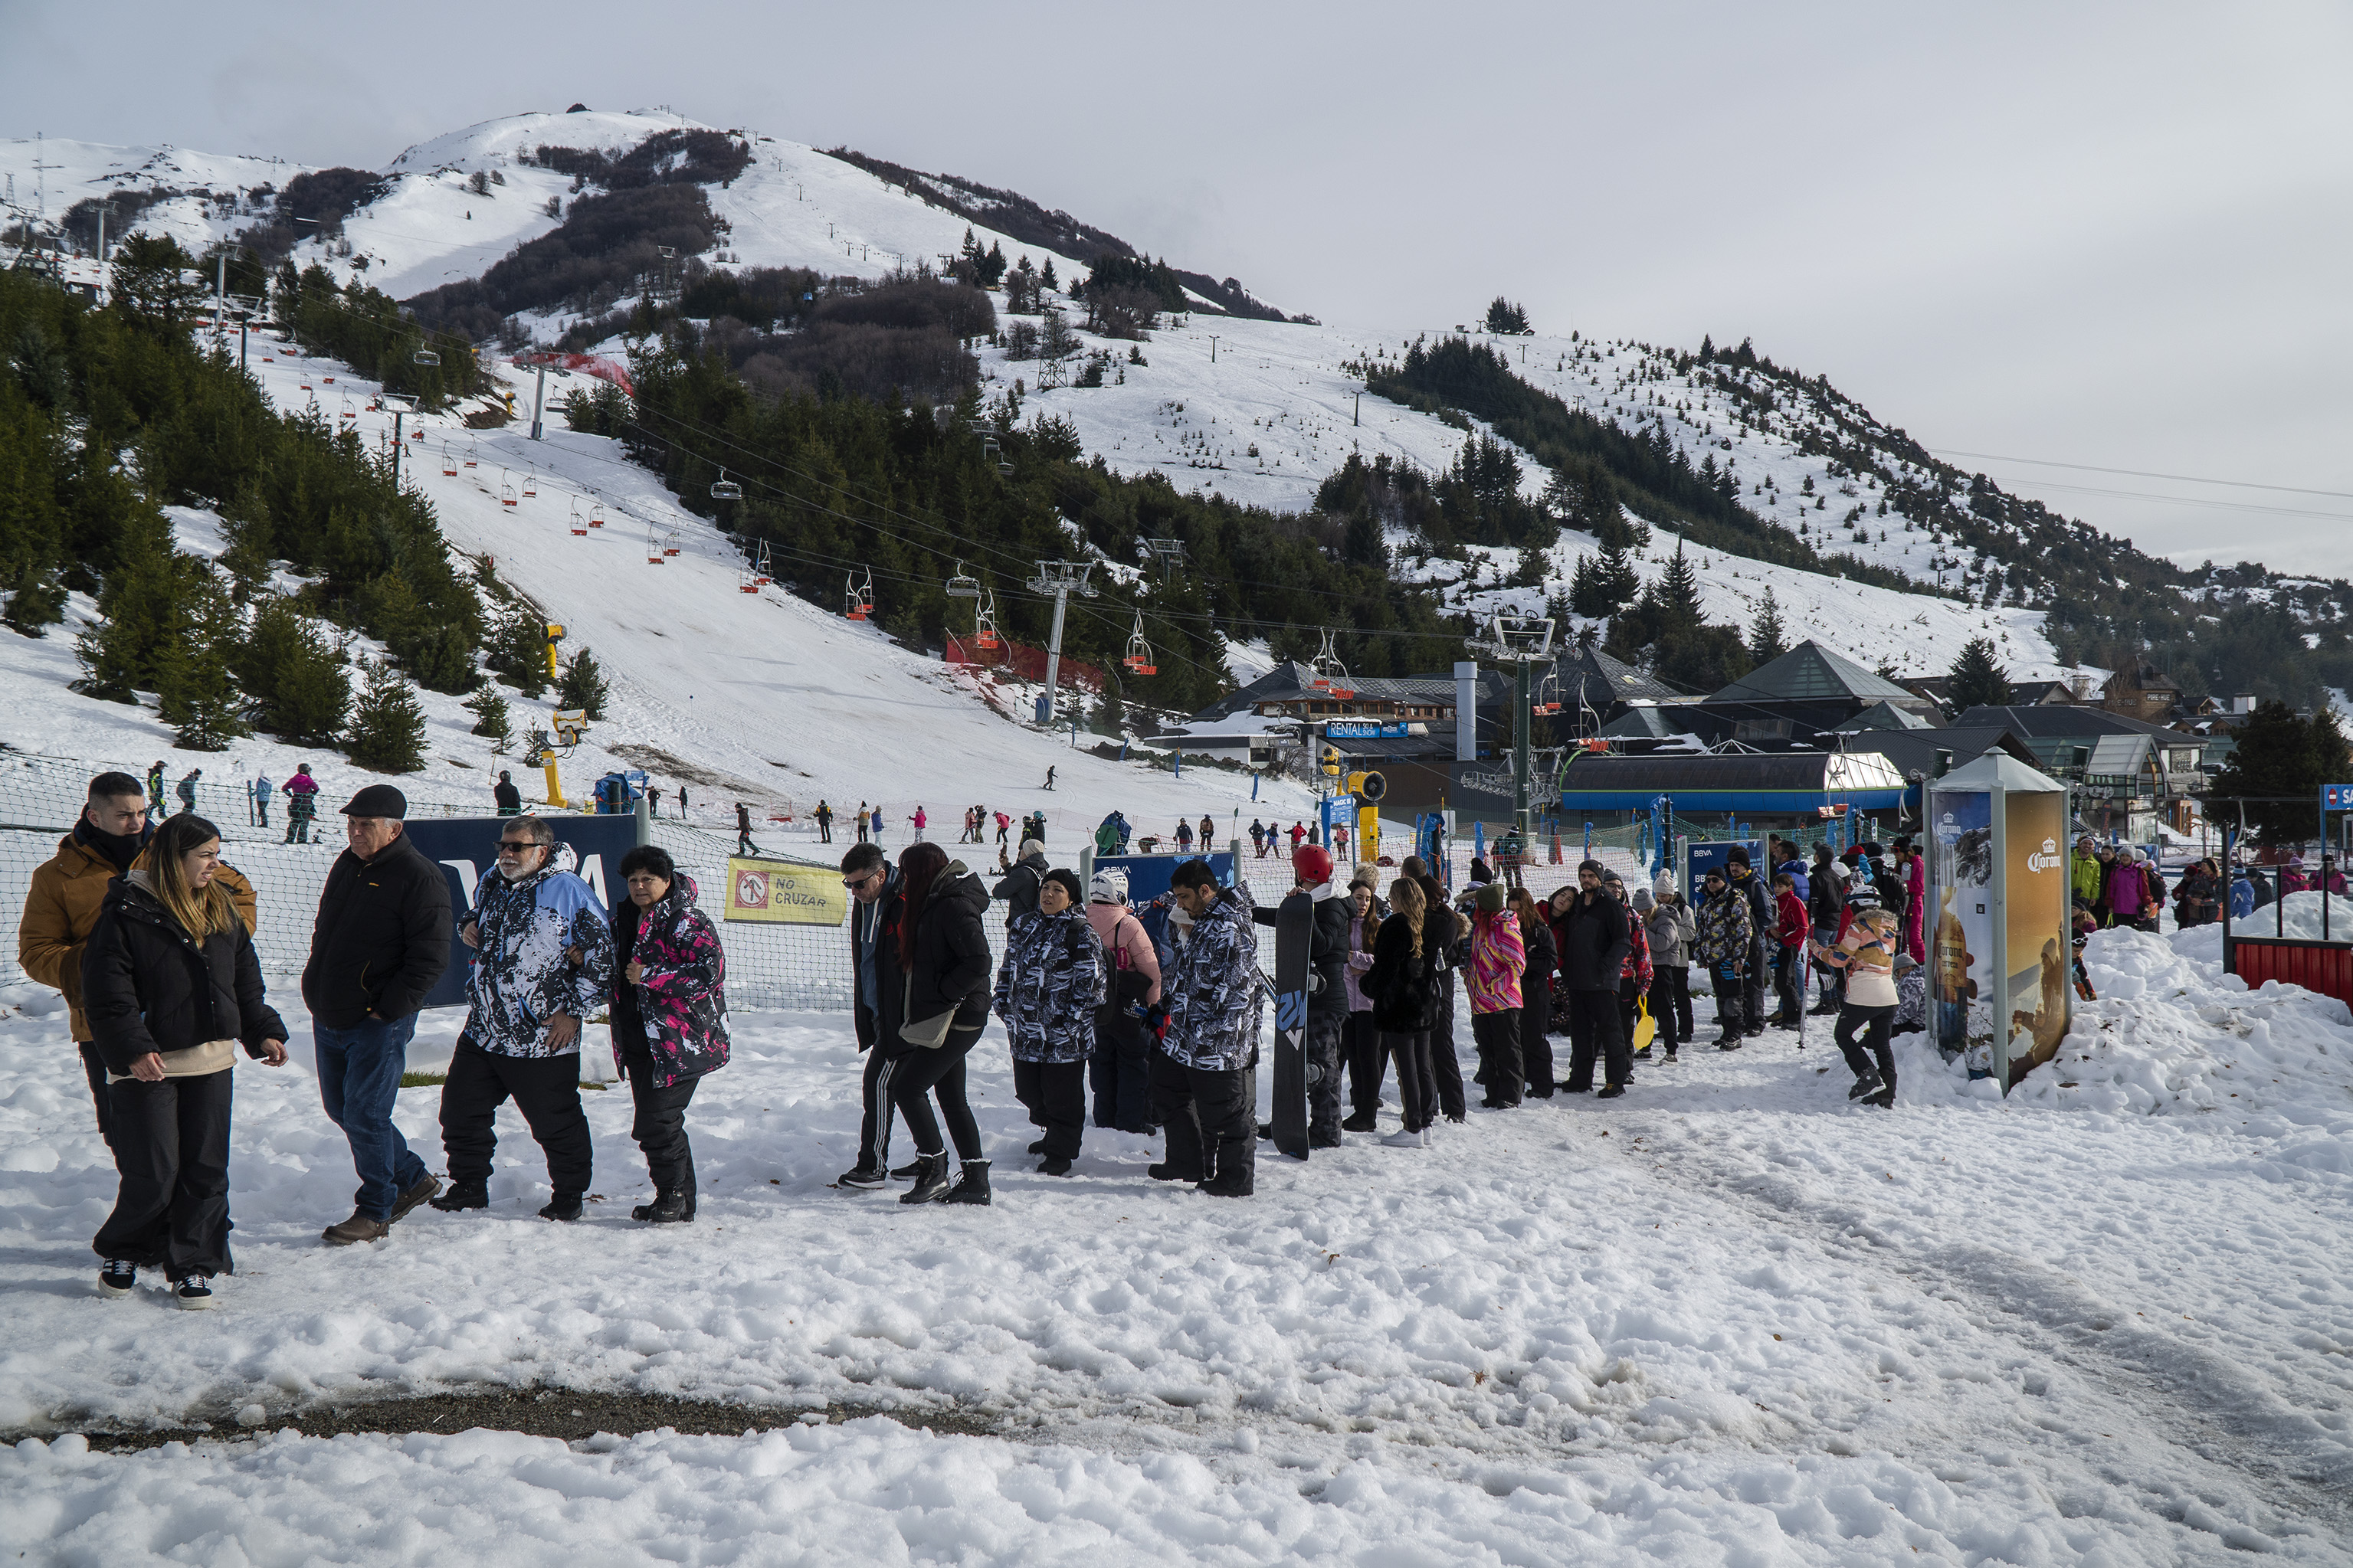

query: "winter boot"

left=1147, top=1160, right=1201, bottom=1182
left=322, top=1213, right=391, bottom=1246
left=899, top=1153, right=952, bottom=1204
left=890, top=1157, right=926, bottom=1179
left=942, top=1160, right=993, bottom=1204
left=1195, top=1170, right=1254, bottom=1198
left=1027, top=1140, right=1049, bottom=1154
left=1715, top=1034, right=1745, bottom=1051
left=1342, top=1111, right=1378, bottom=1133
left=1864, top=1076, right=1897, bottom=1108
left=1038, top=1156, right=1073, bottom=1177
left=389, top=1174, right=442, bottom=1223
left=632, top=1185, right=695, bottom=1223
left=1847, top=1072, right=1883, bottom=1101
left=539, top=1192, right=584, bottom=1223
left=428, top=1178, right=488, bottom=1213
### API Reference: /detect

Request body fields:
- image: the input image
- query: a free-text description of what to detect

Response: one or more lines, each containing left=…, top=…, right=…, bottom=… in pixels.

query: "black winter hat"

left=1725, top=845, right=1751, bottom=867
left=342, top=783, right=408, bottom=819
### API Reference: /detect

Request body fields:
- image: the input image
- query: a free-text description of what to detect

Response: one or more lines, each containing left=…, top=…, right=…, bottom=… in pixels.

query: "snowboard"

left=1270, top=889, right=1315, bottom=1160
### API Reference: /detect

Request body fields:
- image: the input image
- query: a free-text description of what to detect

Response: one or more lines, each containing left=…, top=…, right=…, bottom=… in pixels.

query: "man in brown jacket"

left=18, top=770, right=257, bottom=1154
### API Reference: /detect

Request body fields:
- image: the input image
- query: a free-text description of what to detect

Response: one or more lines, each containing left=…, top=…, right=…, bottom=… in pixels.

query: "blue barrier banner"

left=1682, top=839, right=1764, bottom=908
left=402, top=815, right=635, bottom=1010
left=1096, top=851, right=1237, bottom=909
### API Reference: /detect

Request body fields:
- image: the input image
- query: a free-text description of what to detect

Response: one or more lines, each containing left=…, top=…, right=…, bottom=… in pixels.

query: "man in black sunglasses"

left=837, top=842, right=905, bottom=1188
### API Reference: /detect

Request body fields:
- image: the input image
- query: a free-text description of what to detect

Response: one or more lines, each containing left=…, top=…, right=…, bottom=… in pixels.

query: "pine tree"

left=2212, top=701, right=2351, bottom=846
left=159, top=568, right=249, bottom=751
left=1041, top=258, right=1058, bottom=292
left=557, top=646, right=609, bottom=720
left=1483, top=296, right=1530, bottom=334
left=486, top=603, right=550, bottom=697
left=2, top=561, right=65, bottom=636
left=345, top=657, right=427, bottom=773
left=237, top=595, right=350, bottom=743
left=466, top=684, right=513, bottom=751
left=1747, top=588, right=1787, bottom=664
left=1945, top=636, right=2010, bottom=708
left=1657, top=542, right=1702, bottom=631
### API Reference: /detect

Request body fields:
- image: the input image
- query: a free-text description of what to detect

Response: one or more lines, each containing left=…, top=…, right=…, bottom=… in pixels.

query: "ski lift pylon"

left=844, top=567, right=875, bottom=621
left=1122, top=610, right=1157, bottom=676
left=754, top=541, right=772, bottom=584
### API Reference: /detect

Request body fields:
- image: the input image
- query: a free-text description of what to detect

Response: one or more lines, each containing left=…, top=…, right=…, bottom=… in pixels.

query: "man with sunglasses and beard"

left=431, top=816, right=614, bottom=1221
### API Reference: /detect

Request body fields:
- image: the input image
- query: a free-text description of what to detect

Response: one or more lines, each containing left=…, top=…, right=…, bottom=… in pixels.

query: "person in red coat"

left=1771, top=873, right=1809, bottom=1028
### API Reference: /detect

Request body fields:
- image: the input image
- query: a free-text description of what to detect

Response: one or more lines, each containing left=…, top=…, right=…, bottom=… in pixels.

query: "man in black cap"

left=1556, top=859, right=1631, bottom=1096
left=303, top=784, right=453, bottom=1246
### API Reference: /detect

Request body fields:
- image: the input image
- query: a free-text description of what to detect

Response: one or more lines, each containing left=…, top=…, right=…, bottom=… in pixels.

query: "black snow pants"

left=94, top=1068, right=234, bottom=1280
left=1150, top=1049, right=1255, bottom=1191
left=439, top=1040, right=594, bottom=1197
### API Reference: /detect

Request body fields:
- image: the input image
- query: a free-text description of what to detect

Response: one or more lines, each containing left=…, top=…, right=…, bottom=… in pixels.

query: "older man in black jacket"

left=303, top=784, right=452, bottom=1246
left=1557, top=858, right=1633, bottom=1098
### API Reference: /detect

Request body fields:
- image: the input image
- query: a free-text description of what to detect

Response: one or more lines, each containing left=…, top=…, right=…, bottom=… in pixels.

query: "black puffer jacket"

left=82, top=876, right=287, bottom=1073
left=302, top=829, right=452, bottom=1026
left=897, top=861, right=993, bottom=1053
left=1556, top=891, right=1630, bottom=992
left=992, top=848, right=1048, bottom=919
left=848, top=876, right=906, bottom=1052
left=1365, top=913, right=1443, bottom=1032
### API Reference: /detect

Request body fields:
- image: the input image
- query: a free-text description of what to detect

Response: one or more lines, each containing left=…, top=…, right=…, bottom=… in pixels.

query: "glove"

left=1138, top=1001, right=1170, bottom=1042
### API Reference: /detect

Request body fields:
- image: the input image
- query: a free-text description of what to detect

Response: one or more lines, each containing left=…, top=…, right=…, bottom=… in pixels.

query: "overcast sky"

left=14, top=2, right=2352, bottom=577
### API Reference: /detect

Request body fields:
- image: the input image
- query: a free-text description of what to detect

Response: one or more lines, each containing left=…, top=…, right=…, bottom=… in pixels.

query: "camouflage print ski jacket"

left=1693, top=885, right=1753, bottom=971
left=462, top=860, right=614, bottom=1057
left=1163, top=885, right=1261, bottom=1072
left=994, top=906, right=1103, bottom=1064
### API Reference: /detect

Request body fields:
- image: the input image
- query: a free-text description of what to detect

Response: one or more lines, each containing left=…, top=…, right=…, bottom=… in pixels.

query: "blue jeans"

left=316, top=1015, right=429, bottom=1219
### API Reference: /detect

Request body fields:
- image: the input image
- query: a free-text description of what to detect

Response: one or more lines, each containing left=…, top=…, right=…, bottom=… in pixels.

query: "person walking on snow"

left=1175, top=818, right=1195, bottom=855
left=251, top=771, right=271, bottom=830
left=1149, top=859, right=1260, bottom=1196
left=997, top=868, right=1103, bottom=1177
left=493, top=771, right=522, bottom=816
left=304, top=784, right=454, bottom=1246
left=1288, top=822, right=1308, bottom=856
left=1085, top=868, right=1161, bottom=1135
left=175, top=769, right=202, bottom=815
left=1250, top=820, right=1267, bottom=858
left=609, top=844, right=729, bottom=1223
left=736, top=804, right=761, bottom=857
left=282, top=764, right=320, bottom=844
left=432, top=817, right=615, bottom=1221
left=909, top=806, right=926, bottom=843
left=1556, top=859, right=1630, bottom=1095
left=145, top=762, right=165, bottom=824
left=995, top=810, right=1011, bottom=849
left=837, top=842, right=909, bottom=1190
left=1812, top=906, right=1902, bottom=1108
left=814, top=800, right=834, bottom=844
left=887, top=843, right=995, bottom=1206
left=80, top=812, right=289, bottom=1306
left=21, top=772, right=259, bottom=1166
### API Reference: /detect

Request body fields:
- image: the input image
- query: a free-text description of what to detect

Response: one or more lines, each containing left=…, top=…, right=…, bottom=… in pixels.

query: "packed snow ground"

left=3, top=920, right=2350, bottom=1563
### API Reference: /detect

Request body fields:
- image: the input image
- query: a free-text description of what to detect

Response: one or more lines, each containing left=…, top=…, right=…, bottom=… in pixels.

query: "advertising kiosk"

left=1926, top=751, right=2073, bottom=1090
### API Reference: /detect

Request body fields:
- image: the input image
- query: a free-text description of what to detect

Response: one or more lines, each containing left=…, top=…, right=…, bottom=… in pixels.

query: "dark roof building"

left=1709, top=641, right=1932, bottom=710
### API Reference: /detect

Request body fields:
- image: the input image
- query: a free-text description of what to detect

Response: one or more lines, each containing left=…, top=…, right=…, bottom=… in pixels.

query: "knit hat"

left=342, top=783, right=408, bottom=819
left=1577, top=858, right=1607, bottom=878
left=1042, top=868, right=1085, bottom=906
left=1632, top=887, right=1654, bottom=912
left=1701, top=866, right=1727, bottom=884
left=1474, top=883, right=1507, bottom=912
left=1827, top=860, right=1851, bottom=882
left=1725, top=845, right=1752, bottom=867
left=1294, top=845, right=1334, bottom=886
left=1089, top=867, right=1128, bottom=905
left=1019, top=838, right=1044, bottom=860
left=1653, top=872, right=1676, bottom=900
left=1349, top=863, right=1380, bottom=889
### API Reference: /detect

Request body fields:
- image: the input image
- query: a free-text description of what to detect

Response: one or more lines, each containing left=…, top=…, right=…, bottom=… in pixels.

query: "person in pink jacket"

left=1465, top=882, right=1527, bottom=1109
left=1895, top=838, right=1926, bottom=961
left=1083, top=868, right=1160, bottom=1133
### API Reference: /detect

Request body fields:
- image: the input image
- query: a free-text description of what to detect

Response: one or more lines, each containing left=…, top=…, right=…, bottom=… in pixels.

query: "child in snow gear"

left=1813, top=907, right=1902, bottom=1107
left=997, top=868, right=1103, bottom=1175
left=251, top=771, right=271, bottom=829
left=1154, top=859, right=1260, bottom=1194
left=1086, top=868, right=1161, bottom=1134
left=610, top=845, right=729, bottom=1222
left=434, top=818, right=614, bottom=1221
left=1640, top=879, right=1695, bottom=1057
left=1465, top=882, right=1528, bottom=1107
left=306, top=784, right=453, bottom=1246
left=282, top=764, right=320, bottom=843
left=80, top=813, right=289, bottom=1304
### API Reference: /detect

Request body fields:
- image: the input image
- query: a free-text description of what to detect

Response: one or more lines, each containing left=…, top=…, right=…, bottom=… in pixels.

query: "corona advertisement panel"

left=1929, top=790, right=1994, bottom=1072
left=2003, top=791, right=2071, bottom=1083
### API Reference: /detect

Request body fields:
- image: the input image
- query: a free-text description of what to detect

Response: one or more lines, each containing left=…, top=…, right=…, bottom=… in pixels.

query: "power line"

left=1930, top=448, right=2353, bottom=504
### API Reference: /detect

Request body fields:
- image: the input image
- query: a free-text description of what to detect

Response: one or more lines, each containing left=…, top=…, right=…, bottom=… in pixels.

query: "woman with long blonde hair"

left=80, top=813, right=287, bottom=1306
left=1810, top=904, right=1902, bottom=1108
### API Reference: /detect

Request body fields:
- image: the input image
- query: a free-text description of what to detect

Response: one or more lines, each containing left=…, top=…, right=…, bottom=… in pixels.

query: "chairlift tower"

left=1465, top=614, right=1557, bottom=837
left=1143, top=537, right=1187, bottom=581
left=1024, top=561, right=1097, bottom=725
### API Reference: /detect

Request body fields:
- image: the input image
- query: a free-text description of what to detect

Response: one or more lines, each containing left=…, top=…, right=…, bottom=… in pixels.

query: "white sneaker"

left=1420, top=1126, right=1434, bottom=1148
left=1380, top=1128, right=1422, bottom=1148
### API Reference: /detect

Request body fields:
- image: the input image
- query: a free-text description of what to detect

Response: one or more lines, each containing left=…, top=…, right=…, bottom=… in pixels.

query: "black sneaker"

left=1596, top=1083, right=1627, bottom=1100
left=1341, top=1111, right=1378, bottom=1133
left=1716, top=1038, right=1745, bottom=1052
left=1864, top=1081, right=1897, bottom=1108
left=98, top=1259, right=136, bottom=1298
left=631, top=1187, right=693, bottom=1223
left=428, top=1179, right=488, bottom=1213
left=1256, top=1121, right=1276, bottom=1141
left=1847, top=1074, right=1883, bottom=1101
left=173, top=1275, right=215, bottom=1310
left=837, top=1164, right=889, bottom=1189
left=1663, top=1049, right=1680, bottom=1062
left=1807, top=1000, right=1840, bottom=1016
left=1146, top=1162, right=1201, bottom=1183
left=539, top=1193, right=584, bottom=1222
left=1632, top=1044, right=1653, bottom=1059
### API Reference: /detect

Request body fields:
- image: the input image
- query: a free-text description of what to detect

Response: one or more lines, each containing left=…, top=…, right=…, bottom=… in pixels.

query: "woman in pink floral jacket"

left=610, top=845, right=729, bottom=1223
